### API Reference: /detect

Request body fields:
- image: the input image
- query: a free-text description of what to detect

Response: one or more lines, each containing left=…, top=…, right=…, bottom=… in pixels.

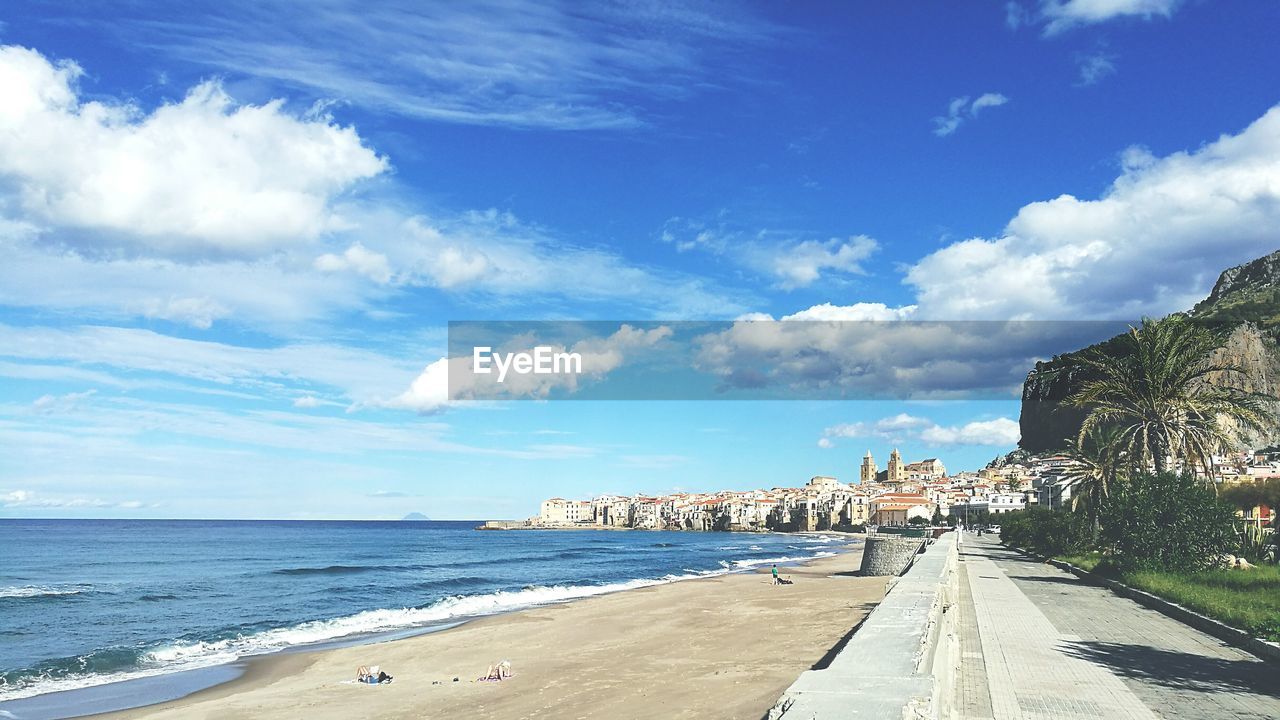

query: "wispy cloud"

left=120, top=0, right=779, bottom=130
left=1, top=489, right=149, bottom=510
left=1076, top=51, right=1118, bottom=86
left=933, top=93, right=1009, bottom=137
left=661, top=218, right=880, bottom=290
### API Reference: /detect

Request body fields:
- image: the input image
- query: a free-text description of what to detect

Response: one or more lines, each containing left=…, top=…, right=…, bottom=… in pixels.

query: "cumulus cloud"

left=933, top=93, right=1009, bottom=137
left=908, top=105, right=1280, bottom=320
left=692, top=317, right=1127, bottom=399
left=921, top=418, right=1021, bottom=446
left=776, top=302, right=917, bottom=322
left=820, top=415, right=1020, bottom=448
left=771, top=236, right=878, bottom=289
left=0, top=45, right=387, bottom=255
left=0, top=47, right=749, bottom=328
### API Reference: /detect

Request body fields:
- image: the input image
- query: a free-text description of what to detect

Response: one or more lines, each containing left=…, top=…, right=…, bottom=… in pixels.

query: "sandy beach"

left=96, top=544, right=886, bottom=720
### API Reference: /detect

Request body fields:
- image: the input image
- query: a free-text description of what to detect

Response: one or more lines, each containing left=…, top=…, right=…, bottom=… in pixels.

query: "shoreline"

left=71, top=541, right=879, bottom=720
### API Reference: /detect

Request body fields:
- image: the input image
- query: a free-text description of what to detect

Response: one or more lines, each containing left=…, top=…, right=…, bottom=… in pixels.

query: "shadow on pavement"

left=1008, top=575, right=1092, bottom=586
left=1060, top=640, right=1280, bottom=699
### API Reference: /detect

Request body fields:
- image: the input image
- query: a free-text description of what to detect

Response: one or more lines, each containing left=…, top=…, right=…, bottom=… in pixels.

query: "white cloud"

left=820, top=415, right=1020, bottom=448
left=0, top=323, right=424, bottom=405
left=314, top=243, right=393, bottom=284
left=128, top=2, right=776, bottom=130
left=1076, top=52, right=1117, bottom=86
left=933, top=93, right=1009, bottom=137
left=908, top=104, right=1280, bottom=320
left=0, top=47, right=750, bottom=329
left=378, top=212, right=747, bottom=315
left=1, top=489, right=145, bottom=509
left=377, top=357, right=452, bottom=413
left=920, top=418, right=1022, bottom=446
left=778, top=302, right=917, bottom=322
left=771, top=236, right=878, bottom=289
left=0, top=45, right=387, bottom=255
left=0, top=230, right=388, bottom=330
left=824, top=414, right=934, bottom=441
left=30, top=389, right=96, bottom=414
left=1040, top=0, right=1182, bottom=35
left=293, top=395, right=322, bottom=409
left=662, top=218, right=882, bottom=289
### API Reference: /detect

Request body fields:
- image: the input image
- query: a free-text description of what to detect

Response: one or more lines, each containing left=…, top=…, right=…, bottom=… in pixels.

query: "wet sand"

left=97, top=546, right=886, bottom=720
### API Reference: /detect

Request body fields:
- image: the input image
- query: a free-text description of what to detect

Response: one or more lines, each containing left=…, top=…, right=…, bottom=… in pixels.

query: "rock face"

left=1019, top=250, right=1280, bottom=454
left=1194, top=249, right=1280, bottom=316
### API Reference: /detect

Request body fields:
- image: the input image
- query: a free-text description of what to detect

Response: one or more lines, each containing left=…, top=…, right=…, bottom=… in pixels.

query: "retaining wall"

left=769, top=532, right=959, bottom=719
left=859, top=535, right=927, bottom=577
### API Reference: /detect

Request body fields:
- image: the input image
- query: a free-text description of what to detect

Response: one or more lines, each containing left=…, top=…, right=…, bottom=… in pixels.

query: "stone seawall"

left=859, top=535, right=926, bottom=576
left=769, top=532, right=959, bottom=719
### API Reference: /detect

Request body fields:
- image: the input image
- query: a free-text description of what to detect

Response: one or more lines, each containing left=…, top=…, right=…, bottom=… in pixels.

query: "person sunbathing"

left=479, top=660, right=513, bottom=682
left=356, top=665, right=393, bottom=684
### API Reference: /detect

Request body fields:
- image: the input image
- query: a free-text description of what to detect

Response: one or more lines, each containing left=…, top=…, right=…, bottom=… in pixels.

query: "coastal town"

left=525, top=447, right=1280, bottom=533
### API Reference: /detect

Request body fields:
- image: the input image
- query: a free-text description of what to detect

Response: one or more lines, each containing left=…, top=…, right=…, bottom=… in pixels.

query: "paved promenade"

left=955, top=535, right=1280, bottom=720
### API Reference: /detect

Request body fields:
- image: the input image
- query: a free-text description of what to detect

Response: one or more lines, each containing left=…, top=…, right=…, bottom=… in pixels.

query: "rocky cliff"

left=1019, top=250, right=1280, bottom=453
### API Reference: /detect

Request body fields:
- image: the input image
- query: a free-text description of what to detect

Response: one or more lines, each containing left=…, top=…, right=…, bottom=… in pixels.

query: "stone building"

left=860, top=450, right=878, bottom=485
left=886, top=448, right=904, bottom=484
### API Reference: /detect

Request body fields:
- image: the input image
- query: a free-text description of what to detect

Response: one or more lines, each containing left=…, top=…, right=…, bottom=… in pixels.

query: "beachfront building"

left=533, top=447, right=994, bottom=532
left=539, top=498, right=593, bottom=526
left=592, top=495, right=631, bottom=527
left=869, top=493, right=933, bottom=527
left=629, top=497, right=664, bottom=529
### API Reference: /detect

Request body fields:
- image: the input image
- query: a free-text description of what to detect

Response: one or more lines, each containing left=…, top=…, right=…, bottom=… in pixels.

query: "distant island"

left=401, top=512, right=431, bottom=521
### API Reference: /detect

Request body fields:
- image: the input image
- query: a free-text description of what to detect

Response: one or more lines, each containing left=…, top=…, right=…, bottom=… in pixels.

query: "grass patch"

left=1059, top=558, right=1280, bottom=642
left=1119, top=565, right=1280, bottom=642
left=1056, top=552, right=1103, bottom=572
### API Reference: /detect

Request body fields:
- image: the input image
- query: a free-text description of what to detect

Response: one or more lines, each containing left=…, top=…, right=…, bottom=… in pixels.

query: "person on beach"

left=480, top=660, right=512, bottom=682
left=771, top=564, right=779, bottom=585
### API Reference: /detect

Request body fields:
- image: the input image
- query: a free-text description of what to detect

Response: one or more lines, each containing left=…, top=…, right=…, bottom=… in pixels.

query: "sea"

left=0, top=519, right=846, bottom=717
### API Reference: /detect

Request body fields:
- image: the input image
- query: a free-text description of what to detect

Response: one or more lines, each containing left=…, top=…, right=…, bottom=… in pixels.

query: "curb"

left=1002, top=543, right=1280, bottom=665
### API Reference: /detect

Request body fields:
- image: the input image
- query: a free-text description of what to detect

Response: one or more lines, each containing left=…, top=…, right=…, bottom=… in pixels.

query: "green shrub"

left=1099, top=471, right=1239, bottom=572
left=999, top=507, right=1096, bottom=556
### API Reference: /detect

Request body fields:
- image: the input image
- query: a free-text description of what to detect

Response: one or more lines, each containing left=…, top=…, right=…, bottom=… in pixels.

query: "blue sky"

left=1, top=0, right=1279, bottom=519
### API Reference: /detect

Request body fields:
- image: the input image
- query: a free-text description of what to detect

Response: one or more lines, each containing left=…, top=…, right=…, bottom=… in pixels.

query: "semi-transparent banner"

left=438, top=319, right=1214, bottom=401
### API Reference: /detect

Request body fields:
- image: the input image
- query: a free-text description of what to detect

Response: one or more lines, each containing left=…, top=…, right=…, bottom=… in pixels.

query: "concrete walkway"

left=955, top=535, right=1280, bottom=720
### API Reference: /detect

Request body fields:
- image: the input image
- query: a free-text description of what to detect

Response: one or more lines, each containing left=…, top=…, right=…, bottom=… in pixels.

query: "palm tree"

left=1061, top=425, right=1125, bottom=518
left=1069, top=316, right=1271, bottom=478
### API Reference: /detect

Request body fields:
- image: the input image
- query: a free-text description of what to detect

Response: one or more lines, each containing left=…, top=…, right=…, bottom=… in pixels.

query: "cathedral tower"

left=888, top=448, right=904, bottom=483
left=860, top=450, right=877, bottom=485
